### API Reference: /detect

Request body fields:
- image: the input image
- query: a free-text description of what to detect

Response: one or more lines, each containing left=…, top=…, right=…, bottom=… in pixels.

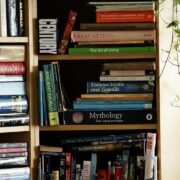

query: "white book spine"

left=83, top=161, right=91, bottom=180
left=0, top=0, right=7, bottom=36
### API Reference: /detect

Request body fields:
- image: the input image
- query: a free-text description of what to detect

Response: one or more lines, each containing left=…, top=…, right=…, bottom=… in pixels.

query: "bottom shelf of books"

left=38, top=131, right=157, bottom=179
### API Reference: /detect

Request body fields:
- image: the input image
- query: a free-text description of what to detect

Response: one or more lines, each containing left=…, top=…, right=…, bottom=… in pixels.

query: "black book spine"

left=6, top=0, right=19, bottom=36
left=18, top=0, right=24, bottom=36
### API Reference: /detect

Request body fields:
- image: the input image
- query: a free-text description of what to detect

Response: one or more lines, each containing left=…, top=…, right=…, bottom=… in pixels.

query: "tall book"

left=0, top=0, right=7, bottom=36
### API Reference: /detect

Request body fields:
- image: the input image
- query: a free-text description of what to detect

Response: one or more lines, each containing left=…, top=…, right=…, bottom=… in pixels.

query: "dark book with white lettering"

left=63, top=109, right=156, bottom=124
left=38, top=18, right=59, bottom=54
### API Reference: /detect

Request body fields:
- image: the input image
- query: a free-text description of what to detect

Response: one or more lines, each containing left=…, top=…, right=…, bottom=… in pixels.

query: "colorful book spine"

left=80, top=22, right=155, bottom=31
left=43, top=64, right=59, bottom=126
left=87, top=81, right=154, bottom=94
left=69, top=46, right=155, bottom=54
left=71, top=30, right=156, bottom=42
left=0, top=147, right=27, bottom=153
left=39, top=71, right=44, bottom=126
left=82, top=161, right=91, bottom=180
left=58, top=10, right=77, bottom=54
left=0, top=62, right=26, bottom=74
left=96, top=10, right=154, bottom=23
left=63, top=109, right=156, bottom=125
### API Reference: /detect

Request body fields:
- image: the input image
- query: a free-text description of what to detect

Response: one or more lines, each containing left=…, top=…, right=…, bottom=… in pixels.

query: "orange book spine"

left=96, top=10, right=154, bottom=23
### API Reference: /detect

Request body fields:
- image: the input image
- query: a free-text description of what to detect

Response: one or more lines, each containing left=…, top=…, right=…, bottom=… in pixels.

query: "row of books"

left=0, top=45, right=29, bottom=127
left=0, top=142, right=30, bottom=179
left=63, top=61, right=156, bottom=125
left=69, top=1, right=156, bottom=55
left=38, top=132, right=157, bottom=180
left=0, top=0, right=24, bottom=37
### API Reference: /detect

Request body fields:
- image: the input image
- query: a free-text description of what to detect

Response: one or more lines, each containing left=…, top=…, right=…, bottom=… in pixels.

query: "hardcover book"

left=63, top=109, right=156, bottom=125
left=38, top=18, right=59, bottom=54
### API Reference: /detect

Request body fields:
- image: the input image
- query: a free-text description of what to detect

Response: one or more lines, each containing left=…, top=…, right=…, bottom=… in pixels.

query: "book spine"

left=43, top=64, right=59, bottom=126
left=39, top=71, right=44, bottom=126
left=114, top=166, right=122, bottom=180
left=0, top=0, right=7, bottom=36
left=0, top=174, right=30, bottom=180
left=71, top=30, right=156, bottom=42
left=0, top=147, right=27, bottom=153
left=63, top=109, right=156, bottom=125
left=0, top=167, right=30, bottom=176
left=75, top=164, right=81, bottom=180
left=80, top=22, right=155, bottom=31
left=38, top=19, right=59, bottom=54
left=87, top=81, right=154, bottom=94
left=122, top=150, right=129, bottom=180
left=0, top=62, right=26, bottom=75
left=18, top=0, right=24, bottom=36
left=69, top=46, right=155, bottom=54
left=6, top=0, right=18, bottom=36
left=0, top=95, right=28, bottom=114
left=59, top=156, right=66, bottom=180
left=66, top=152, right=71, bottom=180
left=0, top=75, right=24, bottom=82
left=82, top=161, right=91, bottom=180
left=0, top=151, right=28, bottom=158
left=99, top=75, right=155, bottom=81
left=0, top=142, right=27, bottom=148
left=96, top=11, right=154, bottom=23
left=52, top=171, right=59, bottom=180
left=90, top=153, right=97, bottom=180
left=58, top=10, right=77, bottom=54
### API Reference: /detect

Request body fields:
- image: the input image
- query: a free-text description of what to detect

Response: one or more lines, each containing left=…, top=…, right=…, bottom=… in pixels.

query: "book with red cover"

left=96, top=10, right=154, bottom=23
left=0, top=62, right=26, bottom=75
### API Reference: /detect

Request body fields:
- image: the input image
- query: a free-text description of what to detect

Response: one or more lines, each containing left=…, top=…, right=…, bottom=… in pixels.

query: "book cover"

left=68, top=46, right=155, bottom=54
left=144, top=132, right=156, bottom=179
left=0, top=62, right=26, bottom=75
left=38, top=18, right=59, bottom=54
left=6, top=0, right=18, bottom=36
left=96, top=10, right=154, bottom=23
left=43, top=64, right=59, bottom=126
left=0, top=45, right=25, bottom=62
left=71, top=30, right=156, bottom=42
left=58, top=10, right=77, bottom=54
left=87, top=81, right=154, bottom=94
left=0, top=82, right=26, bottom=95
left=63, top=109, right=156, bottom=125
left=80, top=22, right=155, bottom=31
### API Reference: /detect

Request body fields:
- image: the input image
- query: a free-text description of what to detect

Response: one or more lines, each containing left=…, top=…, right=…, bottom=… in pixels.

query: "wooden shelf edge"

left=0, top=126, right=30, bottom=133
left=38, top=53, right=157, bottom=60
left=40, top=124, right=157, bottom=131
left=0, top=37, right=29, bottom=43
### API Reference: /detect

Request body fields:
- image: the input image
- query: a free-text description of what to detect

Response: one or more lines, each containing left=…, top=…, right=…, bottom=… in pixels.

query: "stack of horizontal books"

left=63, top=61, right=156, bottom=125
left=69, top=1, right=156, bottom=54
left=0, top=45, right=29, bottom=127
left=0, top=142, right=30, bottom=179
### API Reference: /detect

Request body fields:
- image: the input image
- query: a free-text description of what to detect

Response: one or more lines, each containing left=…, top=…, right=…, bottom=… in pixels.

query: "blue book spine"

left=74, top=100, right=152, bottom=104
left=39, top=71, right=44, bottom=126
left=90, top=153, right=97, bottom=180
left=0, top=95, right=28, bottom=113
left=87, top=81, right=154, bottom=94
left=73, top=103, right=152, bottom=110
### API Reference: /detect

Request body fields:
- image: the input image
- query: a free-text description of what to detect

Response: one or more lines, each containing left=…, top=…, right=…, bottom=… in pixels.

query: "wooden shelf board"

left=40, top=124, right=157, bottom=131
left=0, top=126, right=30, bottom=133
left=0, top=37, right=28, bottom=43
left=38, top=53, right=157, bottom=61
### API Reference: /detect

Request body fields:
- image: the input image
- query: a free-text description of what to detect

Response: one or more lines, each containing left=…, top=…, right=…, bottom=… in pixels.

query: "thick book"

left=40, top=145, right=63, bottom=153
left=0, top=156, right=28, bottom=166
left=6, top=0, right=19, bottom=36
left=68, top=46, right=155, bottom=54
left=0, top=147, right=27, bottom=153
left=63, top=109, right=156, bottom=125
left=0, top=142, right=27, bottom=149
left=38, top=19, right=59, bottom=54
left=0, top=75, right=24, bottom=82
left=0, top=167, right=30, bottom=176
left=0, top=62, right=26, bottom=75
left=58, top=10, right=77, bottom=54
left=71, top=30, right=156, bottom=42
left=43, top=64, right=59, bottom=126
left=96, top=10, right=154, bottom=23
left=87, top=81, right=154, bottom=94
left=80, top=22, right=155, bottom=31
left=0, top=45, right=25, bottom=62
left=0, top=82, right=26, bottom=95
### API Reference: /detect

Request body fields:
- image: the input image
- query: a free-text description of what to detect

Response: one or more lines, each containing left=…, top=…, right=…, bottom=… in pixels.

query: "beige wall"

left=160, top=1, right=180, bottom=179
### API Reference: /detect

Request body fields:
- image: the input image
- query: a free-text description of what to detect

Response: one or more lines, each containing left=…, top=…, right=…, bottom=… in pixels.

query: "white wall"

left=160, top=1, right=180, bottom=179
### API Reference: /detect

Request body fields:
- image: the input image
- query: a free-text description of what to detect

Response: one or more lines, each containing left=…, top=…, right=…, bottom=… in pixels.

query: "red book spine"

left=96, top=11, right=154, bottom=23
left=97, top=169, right=107, bottom=180
left=66, top=152, right=71, bottom=180
left=0, top=147, right=27, bottom=153
left=58, top=10, right=77, bottom=54
left=115, top=166, right=122, bottom=180
left=0, top=62, right=26, bottom=75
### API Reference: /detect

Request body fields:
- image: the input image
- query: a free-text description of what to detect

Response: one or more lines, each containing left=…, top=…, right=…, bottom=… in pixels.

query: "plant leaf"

left=167, top=20, right=179, bottom=28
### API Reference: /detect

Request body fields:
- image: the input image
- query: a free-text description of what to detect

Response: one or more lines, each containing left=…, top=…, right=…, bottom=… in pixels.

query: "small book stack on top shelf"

left=69, top=1, right=156, bottom=54
left=0, top=45, right=29, bottom=127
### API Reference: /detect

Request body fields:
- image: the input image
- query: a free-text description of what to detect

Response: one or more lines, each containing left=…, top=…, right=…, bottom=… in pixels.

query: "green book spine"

left=69, top=46, right=155, bottom=54
left=43, top=64, right=59, bottom=126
